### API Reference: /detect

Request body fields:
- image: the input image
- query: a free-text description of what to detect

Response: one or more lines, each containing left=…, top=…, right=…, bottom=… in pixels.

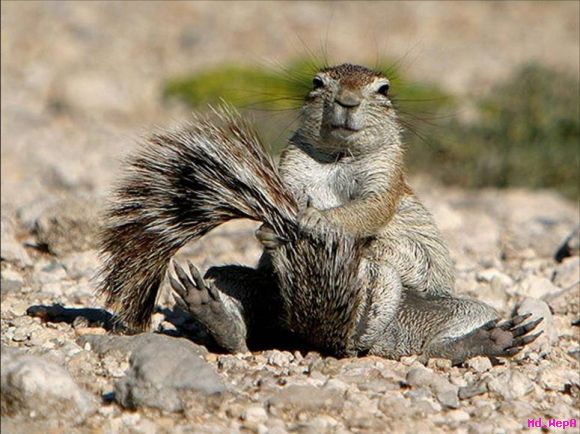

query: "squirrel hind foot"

left=447, top=314, right=544, bottom=365
left=170, top=260, right=249, bottom=353
left=424, top=313, right=544, bottom=365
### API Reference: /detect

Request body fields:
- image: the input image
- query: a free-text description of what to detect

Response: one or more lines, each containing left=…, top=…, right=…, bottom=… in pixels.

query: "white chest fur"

left=283, top=156, right=360, bottom=210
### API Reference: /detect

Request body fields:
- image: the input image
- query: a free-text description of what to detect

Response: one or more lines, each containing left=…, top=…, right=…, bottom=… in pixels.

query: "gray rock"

left=0, top=240, right=32, bottom=267
left=1, top=269, right=24, bottom=296
left=114, top=334, right=224, bottom=411
left=78, top=332, right=207, bottom=357
left=446, top=409, right=470, bottom=423
left=304, top=415, right=339, bottom=432
left=265, top=350, right=294, bottom=367
left=513, top=275, right=561, bottom=299
left=458, top=382, right=488, bottom=400
left=435, top=388, right=459, bottom=409
left=323, top=378, right=350, bottom=392
left=498, top=400, right=535, bottom=419
left=378, top=392, right=412, bottom=418
left=357, top=376, right=400, bottom=393
left=430, top=376, right=459, bottom=409
left=61, top=250, right=100, bottom=279
left=466, top=356, right=492, bottom=373
left=405, top=366, right=458, bottom=407
left=30, top=196, right=102, bottom=256
left=33, top=261, right=68, bottom=284
left=471, top=283, right=509, bottom=313
left=544, top=285, right=578, bottom=316
left=406, top=367, right=436, bottom=388
left=0, top=345, right=96, bottom=421
left=12, top=327, right=31, bottom=342
left=16, top=197, right=60, bottom=231
left=404, top=386, right=432, bottom=401
left=217, top=354, right=249, bottom=372
left=268, top=385, right=344, bottom=411
left=537, top=366, right=580, bottom=392
left=516, top=297, right=558, bottom=353
left=553, top=257, right=580, bottom=290
left=0, top=217, right=31, bottom=266
left=410, top=398, right=441, bottom=415
left=242, top=405, right=268, bottom=428
left=476, top=268, right=513, bottom=287
left=338, top=365, right=401, bottom=392
left=487, top=370, right=533, bottom=400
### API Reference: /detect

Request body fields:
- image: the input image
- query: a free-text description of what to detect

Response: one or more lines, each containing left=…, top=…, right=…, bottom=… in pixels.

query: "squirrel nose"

left=335, top=88, right=362, bottom=108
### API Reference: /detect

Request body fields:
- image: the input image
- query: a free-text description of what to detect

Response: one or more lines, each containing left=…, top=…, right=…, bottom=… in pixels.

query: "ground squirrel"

left=99, top=64, right=542, bottom=363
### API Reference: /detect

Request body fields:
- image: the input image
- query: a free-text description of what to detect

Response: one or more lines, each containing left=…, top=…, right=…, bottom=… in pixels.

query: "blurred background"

left=1, top=1, right=579, bottom=208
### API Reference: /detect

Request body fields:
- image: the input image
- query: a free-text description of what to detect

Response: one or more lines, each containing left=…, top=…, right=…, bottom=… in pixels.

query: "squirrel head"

left=292, top=63, right=402, bottom=156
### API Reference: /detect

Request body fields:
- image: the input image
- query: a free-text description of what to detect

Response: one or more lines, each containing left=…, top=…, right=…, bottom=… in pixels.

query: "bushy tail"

left=273, top=232, right=366, bottom=357
left=98, top=106, right=298, bottom=330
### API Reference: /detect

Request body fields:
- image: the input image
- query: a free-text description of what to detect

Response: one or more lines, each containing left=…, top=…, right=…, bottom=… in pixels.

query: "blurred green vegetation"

left=164, top=60, right=314, bottom=111
left=407, top=63, right=579, bottom=200
left=163, top=59, right=450, bottom=111
left=163, top=61, right=579, bottom=200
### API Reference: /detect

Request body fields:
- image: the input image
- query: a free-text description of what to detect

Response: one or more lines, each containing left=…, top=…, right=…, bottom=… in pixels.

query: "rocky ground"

left=1, top=2, right=579, bottom=434
left=2, top=184, right=579, bottom=434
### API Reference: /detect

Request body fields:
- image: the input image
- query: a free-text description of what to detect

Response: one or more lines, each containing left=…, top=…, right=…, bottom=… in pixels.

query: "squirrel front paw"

left=255, top=224, right=283, bottom=250
left=298, top=206, right=329, bottom=234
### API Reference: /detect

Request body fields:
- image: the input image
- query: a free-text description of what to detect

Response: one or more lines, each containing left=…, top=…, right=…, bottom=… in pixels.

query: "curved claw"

left=502, top=347, right=522, bottom=357
left=510, top=317, right=544, bottom=338
left=498, top=313, right=533, bottom=330
left=511, top=330, right=543, bottom=348
left=482, top=318, right=500, bottom=330
left=187, top=261, right=219, bottom=300
left=169, top=271, right=187, bottom=299
left=185, top=261, right=205, bottom=290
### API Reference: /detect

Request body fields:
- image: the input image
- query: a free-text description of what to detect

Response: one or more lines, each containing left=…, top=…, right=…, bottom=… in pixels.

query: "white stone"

left=516, top=297, right=558, bottom=351
left=487, top=371, right=533, bottom=400
left=513, top=275, right=561, bottom=299
left=466, top=356, right=492, bottom=373
left=553, top=257, right=580, bottom=289
left=243, top=406, right=268, bottom=425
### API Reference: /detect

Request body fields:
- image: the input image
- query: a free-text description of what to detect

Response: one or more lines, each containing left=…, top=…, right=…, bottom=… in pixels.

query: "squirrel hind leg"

left=354, top=259, right=403, bottom=353
left=170, top=260, right=249, bottom=353
left=425, top=313, right=544, bottom=365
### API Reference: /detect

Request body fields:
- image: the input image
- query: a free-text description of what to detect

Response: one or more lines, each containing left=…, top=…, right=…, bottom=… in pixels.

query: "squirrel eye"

left=312, top=76, right=324, bottom=90
left=377, top=84, right=390, bottom=96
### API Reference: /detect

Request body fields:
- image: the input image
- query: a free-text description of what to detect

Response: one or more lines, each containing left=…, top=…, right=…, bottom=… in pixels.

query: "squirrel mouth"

left=330, top=124, right=360, bottom=132
left=329, top=125, right=362, bottom=139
